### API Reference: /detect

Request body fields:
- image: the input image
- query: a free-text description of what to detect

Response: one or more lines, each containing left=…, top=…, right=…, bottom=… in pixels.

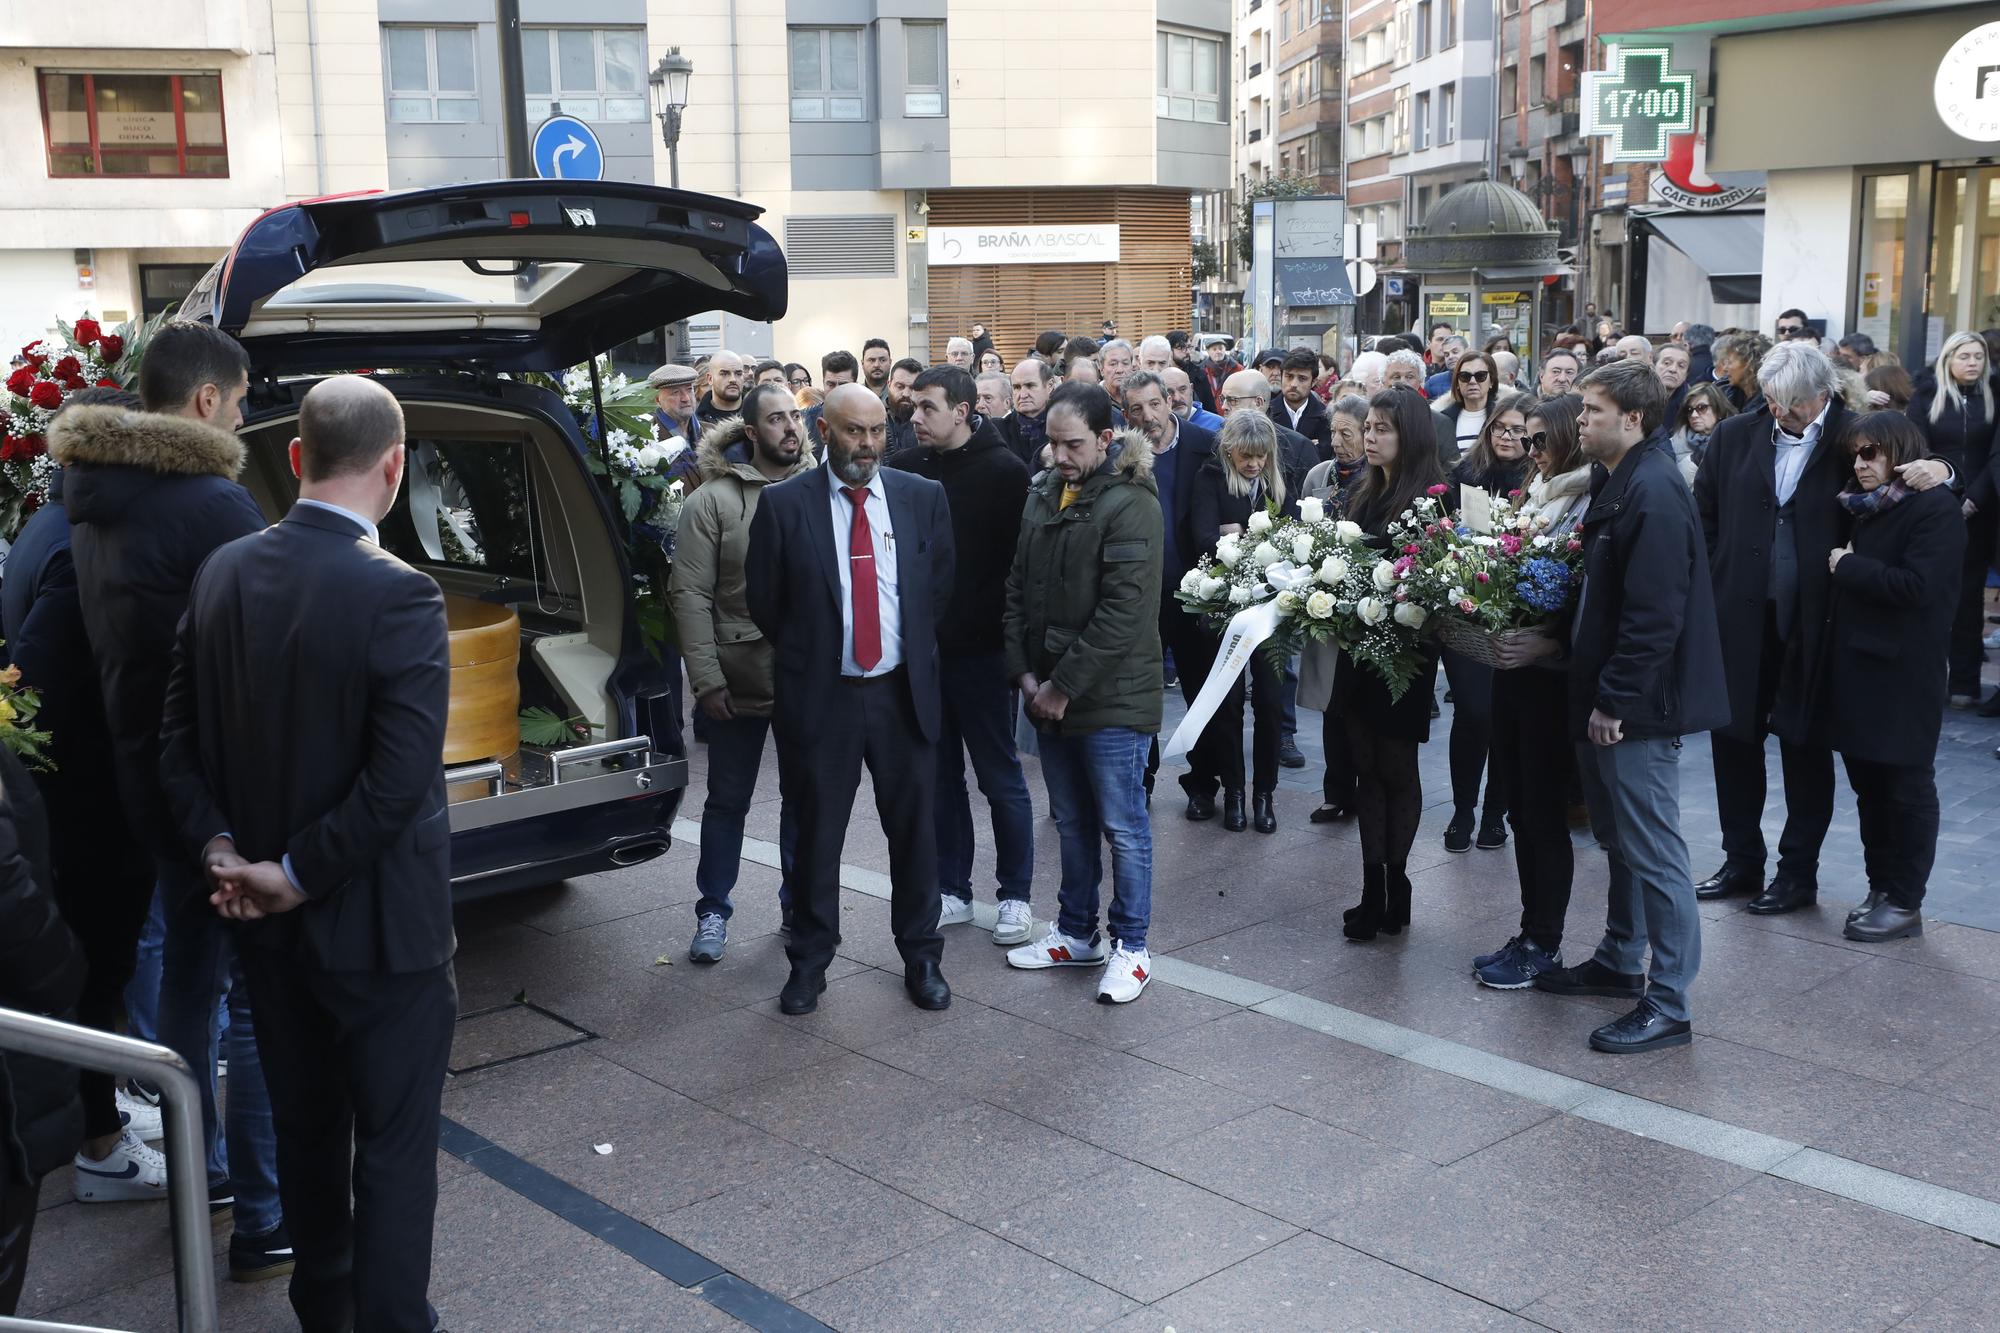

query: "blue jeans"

left=1575, top=738, right=1702, bottom=1023
left=693, top=713, right=795, bottom=920
left=157, top=865, right=282, bottom=1234
left=1036, top=727, right=1153, bottom=951
left=936, top=654, right=1034, bottom=904
left=125, top=886, right=167, bottom=1044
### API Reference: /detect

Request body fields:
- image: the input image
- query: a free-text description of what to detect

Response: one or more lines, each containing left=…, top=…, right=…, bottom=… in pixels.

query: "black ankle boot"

left=1252, top=791, right=1277, bottom=833
left=1345, top=864, right=1387, bottom=940
left=1382, top=865, right=1412, bottom=935
left=1222, top=789, right=1248, bottom=832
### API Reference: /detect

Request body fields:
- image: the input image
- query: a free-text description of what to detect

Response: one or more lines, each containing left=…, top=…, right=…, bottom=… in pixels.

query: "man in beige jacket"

left=667, top=382, right=813, bottom=963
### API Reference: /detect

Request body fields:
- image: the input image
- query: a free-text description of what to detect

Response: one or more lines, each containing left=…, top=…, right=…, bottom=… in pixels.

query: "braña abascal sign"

left=926, top=225, right=1121, bottom=266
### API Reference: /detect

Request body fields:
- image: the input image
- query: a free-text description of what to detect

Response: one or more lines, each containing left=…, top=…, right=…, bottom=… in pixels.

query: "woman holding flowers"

left=1191, top=411, right=1298, bottom=833
left=1337, top=386, right=1446, bottom=940
left=1303, top=395, right=1371, bottom=824
left=1475, top=394, right=1595, bottom=988
left=1439, top=391, right=1535, bottom=855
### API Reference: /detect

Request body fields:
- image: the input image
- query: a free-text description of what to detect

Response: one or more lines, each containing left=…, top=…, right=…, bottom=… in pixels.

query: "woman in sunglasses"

left=1670, top=382, right=1737, bottom=485
left=1816, top=412, right=1965, bottom=941
left=1433, top=350, right=1499, bottom=468
left=1476, top=394, right=1593, bottom=988
left=1438, top=391, right=1534, bottom=855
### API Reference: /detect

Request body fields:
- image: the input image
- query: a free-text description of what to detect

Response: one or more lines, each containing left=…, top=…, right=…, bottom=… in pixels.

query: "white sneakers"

left=1097, top=943, right=1153, bottom=1005
left=73, top=1130, right=169, bottom=1203
left=993, top=900, right=1035, bottom=946
left=116, top=1086, right=163, bottom=1142
left=1006, top=925, right=1108, bottom=970
left=937, top=896, right=976, bottom=928
left=1005, top=927, right=1150, bottom=1003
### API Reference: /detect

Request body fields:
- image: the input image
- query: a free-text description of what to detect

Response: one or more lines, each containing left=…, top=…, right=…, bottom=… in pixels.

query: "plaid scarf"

left=1837, top=478, right=1912, bottom=517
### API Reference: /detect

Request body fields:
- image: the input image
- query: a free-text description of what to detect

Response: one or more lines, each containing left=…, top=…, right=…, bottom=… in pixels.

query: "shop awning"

left=1643, top=212, right=1765, bottom=305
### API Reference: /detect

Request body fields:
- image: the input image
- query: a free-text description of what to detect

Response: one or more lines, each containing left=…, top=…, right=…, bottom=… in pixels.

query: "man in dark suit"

left=160, top=375, right=455, bottom=1333
left=746, top=383, right=956, bottom=1016
left=1691, top=341, right=1952, bottom=917
left=1270, top=348, right=1333, bottom=460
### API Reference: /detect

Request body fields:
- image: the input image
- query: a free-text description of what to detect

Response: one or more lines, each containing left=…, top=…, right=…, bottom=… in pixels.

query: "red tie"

left=843, top=486, right=882, bottom=671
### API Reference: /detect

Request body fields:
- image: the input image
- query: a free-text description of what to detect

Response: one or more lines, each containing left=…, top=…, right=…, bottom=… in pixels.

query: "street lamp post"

left=649, top=48, right=694, bottom=191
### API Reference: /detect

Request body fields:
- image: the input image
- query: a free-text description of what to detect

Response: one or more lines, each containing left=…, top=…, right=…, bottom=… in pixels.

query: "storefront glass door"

left=1854, top=174, right=1906, bottom=358
left=1928, top=166, right=2000, bottom=353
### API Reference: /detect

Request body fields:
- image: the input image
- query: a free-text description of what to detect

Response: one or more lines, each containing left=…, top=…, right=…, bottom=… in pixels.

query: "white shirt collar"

left=1774, top=398, right=1832, bottom=444
left=294, top=496, right=379, bottom=544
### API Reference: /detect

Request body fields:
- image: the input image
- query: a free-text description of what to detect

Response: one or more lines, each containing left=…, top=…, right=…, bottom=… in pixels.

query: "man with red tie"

left=746, top=384, right=958, bottom=1016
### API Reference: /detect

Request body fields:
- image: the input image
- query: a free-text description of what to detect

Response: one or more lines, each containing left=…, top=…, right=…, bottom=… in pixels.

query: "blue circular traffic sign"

left=531, top=115, right=605, bottom=181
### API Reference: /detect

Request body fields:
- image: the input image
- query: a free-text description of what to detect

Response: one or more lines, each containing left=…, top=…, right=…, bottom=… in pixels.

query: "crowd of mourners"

left=650, top=302, right=1993, bottom=1045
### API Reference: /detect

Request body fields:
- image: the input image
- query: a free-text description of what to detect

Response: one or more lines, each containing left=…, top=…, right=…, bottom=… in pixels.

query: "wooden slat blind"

left=923, top=189, right=1193, bottom=364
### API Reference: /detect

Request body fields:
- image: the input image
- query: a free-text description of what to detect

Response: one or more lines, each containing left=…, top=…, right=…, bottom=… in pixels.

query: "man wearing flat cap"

left=650, top=364, right=699, bottom=444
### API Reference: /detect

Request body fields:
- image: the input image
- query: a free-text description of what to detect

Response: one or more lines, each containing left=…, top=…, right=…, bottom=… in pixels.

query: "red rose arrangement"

left=2, top=312, right=145, bottom=540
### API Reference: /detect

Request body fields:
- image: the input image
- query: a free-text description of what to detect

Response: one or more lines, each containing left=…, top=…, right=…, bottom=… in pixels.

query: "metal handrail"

left=0, top=1009, right=217, bottom=1332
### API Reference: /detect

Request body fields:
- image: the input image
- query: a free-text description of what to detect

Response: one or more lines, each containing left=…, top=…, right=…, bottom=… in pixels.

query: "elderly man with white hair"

left=945, top=337, right=975, bottom=369
left=1689, top=340, right=1952, bottom=920
left=1099, top=338, right=1137, bottom=405
left=1384, top=348, right=1428, bottom=395
left=1137, top=335, right=1173, bottom=374
left=1348, top=349, right=1388, bottom=395
left=1616, top=335, right=1655, bottom=364
left=1492, top=349, right=1522, bottom=390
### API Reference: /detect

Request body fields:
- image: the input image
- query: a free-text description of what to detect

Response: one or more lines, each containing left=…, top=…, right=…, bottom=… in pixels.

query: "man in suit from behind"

left=160, top=375, right=454, bottom=1333
left=746, top=383, right=956, bottom=1017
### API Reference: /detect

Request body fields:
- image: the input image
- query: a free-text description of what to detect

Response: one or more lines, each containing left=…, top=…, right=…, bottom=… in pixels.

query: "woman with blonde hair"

left=1190, top=410, right=1296, bottom=833
left=1907, top=329, right=1998, bottom=707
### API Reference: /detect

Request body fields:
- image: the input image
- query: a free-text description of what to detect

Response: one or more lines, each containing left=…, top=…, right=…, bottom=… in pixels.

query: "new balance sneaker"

left=1006, top=924, right=1107, bottom=970
left=938, top=895, right=976, bottom=927
left=1473, top=935, right=1524, bottom=973
left=230, top=1222, right=296, bottom=1283
left=993, top=900, right=1035, bottom=946
left=117, top=1086, right=163, bottom=1142
left=1476, top=938, right=1563, bottom=990
left=1096, top=942, right=1153, bottom=1004
left=688, top=913, right=727, bottom=964
left=72, top=1130, right=169, bottom=1202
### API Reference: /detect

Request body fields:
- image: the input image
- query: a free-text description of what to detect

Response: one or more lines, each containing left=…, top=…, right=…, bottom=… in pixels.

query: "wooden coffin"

left=443, top=593, right=520, bottom=764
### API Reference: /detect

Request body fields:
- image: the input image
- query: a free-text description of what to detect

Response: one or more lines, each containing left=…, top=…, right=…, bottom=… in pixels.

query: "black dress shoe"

left=1474, top=816, right=1508, bottom=850
left=1846, top=890, right=1885, bottom=925
left=779, top=967, right=827, bottom=1015
left=1309, top=802, right=1352, bottom=824
left=1222, top=790, right=1248, bottom=832
left=1443, top=809, right=1473, bottom=853
left=1694, top=864, right=1761, bottom=901
left=1278, top=738, right=1306, bottom=769
left=904, top=961, right=952, bottom=1010
left=1746, top=876, right=1818, bottom=915
left=1980, top=690, right=2000, bottom=718
left=1252, top=792, right=1277, bottom=833
left=1844, top=900, right=1923, bottom=942
left=1184, top=791, right=1217, bottom=822
left=1533, top=958, right=1645, bottom=998
left=1589, top=999, right=1692, bottom=1054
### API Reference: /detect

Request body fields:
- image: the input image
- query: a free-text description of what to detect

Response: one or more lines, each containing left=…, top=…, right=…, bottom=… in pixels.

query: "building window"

left=1529, top=54, right=1546, bottom=104
left=904, top=22, right=945, bottom=117
left=1414, top=90, right=1430, bottom=149
left=1158, top=29, right=1223, bottom=122
left=1278, top=76, right=1290, bottom=113
left=789, top=27, right=865, bottom=121
left=383, top=26, right=478, bottom=123
left=1500, top=64, right=1517, bottom=116
left=1440, top=82, right=1456, bottom=142
left=521, top=28, right=646, bottom=123
left=1279, top=2, right=1290, bottom=39
left=1395, top=2, right=1412, bottom=64
left=1393, top=88, right=1409, bottom=152
left=39, top=70, right=228, bottom=177
left=1440, top=0, right=1458, bottom=50
left=1415, top=0, right=1432, bottom=59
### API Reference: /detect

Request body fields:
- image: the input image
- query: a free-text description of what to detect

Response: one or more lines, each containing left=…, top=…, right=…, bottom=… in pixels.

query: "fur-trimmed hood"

left=692, top=414, right=816, bottom=484
left=49, top=405, right=245, bottom=480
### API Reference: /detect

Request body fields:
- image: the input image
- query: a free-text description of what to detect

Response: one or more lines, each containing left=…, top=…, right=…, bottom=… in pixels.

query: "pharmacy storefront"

left=1633, top=0, right=2000, bottom=368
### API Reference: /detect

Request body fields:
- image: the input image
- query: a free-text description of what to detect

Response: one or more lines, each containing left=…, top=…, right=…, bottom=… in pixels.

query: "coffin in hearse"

left=179, top=180, right=788, bottom=898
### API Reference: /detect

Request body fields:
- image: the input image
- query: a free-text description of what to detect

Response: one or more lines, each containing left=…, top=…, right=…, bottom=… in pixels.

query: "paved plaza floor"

left=17, top=690, right=2000, bottom=1332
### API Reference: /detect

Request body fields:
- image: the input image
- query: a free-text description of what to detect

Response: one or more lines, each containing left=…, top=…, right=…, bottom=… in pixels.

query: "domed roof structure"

left=1403, top=175, right=1559, bottom=273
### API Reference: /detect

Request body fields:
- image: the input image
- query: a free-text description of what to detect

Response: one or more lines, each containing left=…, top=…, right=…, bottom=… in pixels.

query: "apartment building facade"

left=1272, top=0, right=1342, bottom=190
left=3, top=0, right=1231, bottom=364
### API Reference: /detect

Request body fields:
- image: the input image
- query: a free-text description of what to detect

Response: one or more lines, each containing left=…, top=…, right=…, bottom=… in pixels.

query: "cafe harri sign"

left=1581, top=44, right=1695, bottom=164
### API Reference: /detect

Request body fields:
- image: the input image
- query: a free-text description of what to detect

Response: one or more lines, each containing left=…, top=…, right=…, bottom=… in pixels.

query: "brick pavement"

left=17, top=688, right=2000, bottom=1332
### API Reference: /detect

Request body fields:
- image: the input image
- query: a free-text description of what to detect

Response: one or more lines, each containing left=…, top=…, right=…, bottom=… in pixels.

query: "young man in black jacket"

left=1524, top=360, right=1729, bottom=1054
left=890, top=365, right=1037, bottom=945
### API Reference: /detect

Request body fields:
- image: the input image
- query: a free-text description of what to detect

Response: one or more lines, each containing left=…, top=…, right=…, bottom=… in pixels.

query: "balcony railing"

left=1249, top=62, right=1263, bottom=77
left=1248, top=128, right=1264, bottom=143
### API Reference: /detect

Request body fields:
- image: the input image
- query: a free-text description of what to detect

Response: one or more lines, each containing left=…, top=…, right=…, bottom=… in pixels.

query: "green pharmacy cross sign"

left=1582, top=44, right=1696, bottom=163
